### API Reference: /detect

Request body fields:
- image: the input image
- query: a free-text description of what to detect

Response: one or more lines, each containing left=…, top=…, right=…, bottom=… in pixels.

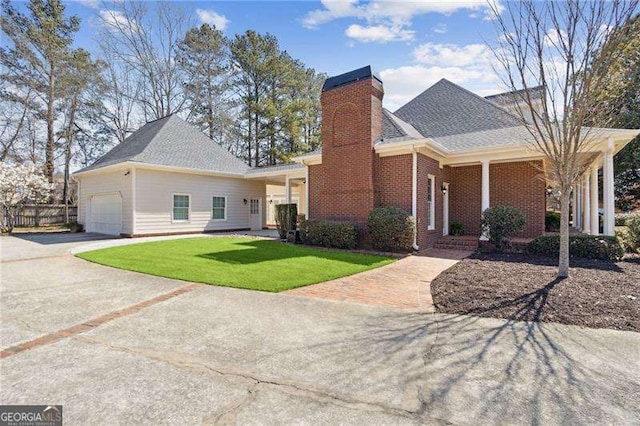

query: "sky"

left=59, top=0, right=507, bottom=111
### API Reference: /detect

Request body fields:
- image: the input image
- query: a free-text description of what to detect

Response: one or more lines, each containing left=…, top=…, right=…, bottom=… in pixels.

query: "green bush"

left=625, top=213, right=640, bottom=253
left=65, top=220, right=84, bottom=233
left=481, top=205, right=526, bottom=250
left=367, top=207, right=415, bottom=252
left=450, top=222, right=464, bottom=236
left=615, top=213, right=631, bottom=226
left=275, top=204, right=297, bottom=239
left=526, top=234, right=624, bottom=261
left=545, top=211, right=561, bottom=232
left=299, top=219, right=359, bottom=249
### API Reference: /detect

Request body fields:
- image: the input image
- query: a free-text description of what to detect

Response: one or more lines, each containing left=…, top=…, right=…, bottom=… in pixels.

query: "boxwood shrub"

left=526, top=234, right=624, bottom=261
left=367, top=207, right=415, bottom=252
left=299, top=219, right=359, bottom=249
left=275, top=203, right=297, bottom=239
left=545, top=211, right=561, bottom=232
left=624, top=213, right=640, bottom=253
left=481, top=205, right=526, bottom=250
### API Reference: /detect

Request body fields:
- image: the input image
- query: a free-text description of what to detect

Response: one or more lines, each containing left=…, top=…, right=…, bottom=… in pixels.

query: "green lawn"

left=76, top=237, right=394, bottom=292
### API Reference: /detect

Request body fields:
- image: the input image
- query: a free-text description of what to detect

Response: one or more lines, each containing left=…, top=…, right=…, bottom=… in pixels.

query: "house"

left=73, top=65, right=638, bottom=248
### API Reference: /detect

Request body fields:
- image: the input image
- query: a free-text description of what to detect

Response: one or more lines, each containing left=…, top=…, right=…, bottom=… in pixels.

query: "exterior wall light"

left=440, top=184, right=447, bottom=195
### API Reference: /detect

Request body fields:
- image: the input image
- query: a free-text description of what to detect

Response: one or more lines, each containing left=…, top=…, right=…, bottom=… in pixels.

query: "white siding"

left=135, top=168, right=266, bottom=235
left=78, top=167, right=133, bottom=235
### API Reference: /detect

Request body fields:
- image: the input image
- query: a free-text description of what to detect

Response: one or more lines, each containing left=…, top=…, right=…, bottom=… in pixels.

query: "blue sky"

left=61, top=0, right=507, bottom=110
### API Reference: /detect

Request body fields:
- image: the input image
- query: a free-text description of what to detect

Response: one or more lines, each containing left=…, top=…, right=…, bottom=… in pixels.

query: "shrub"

left=481, top=205, right=526, bottom=250
left=615, top=213, right=631, bottom=226
left=526, top=234, right=624, bottom=261
left=299, top=219, right=358, bottom=249
left=275, top=204, right=297, bottom=239
left=450, top=222, right=464, bottom=236
left=625, top=213, right=640, bottom=253
left=65, top=220, right=84, bottom=233
left=366, top=207, right=415, bottom=252
left=545, top=211, right=561, bottom=232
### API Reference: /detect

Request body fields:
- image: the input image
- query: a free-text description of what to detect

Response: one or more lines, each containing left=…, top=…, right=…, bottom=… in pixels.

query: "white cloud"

left=304, top=0, right=501, bottom=28
left=196, top=9, right=229, bottom=31
left=75, top=0, right=99, bottom=9
left=99, top=9, right=139, bottom=33
left=303, top=0, right=502, bottom=43
left=345, top=23, right=414, bottom=43
left=544, top=29, right=567, bottom=47
left=433, top=23, right=447, bottom=34
left=413, top=42, right=491, bottom=67
left=380, top=50, right=503, bottom=111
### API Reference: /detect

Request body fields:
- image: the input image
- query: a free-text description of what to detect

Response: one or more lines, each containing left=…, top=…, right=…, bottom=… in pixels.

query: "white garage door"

left=89, top=193, right=122, bottom=236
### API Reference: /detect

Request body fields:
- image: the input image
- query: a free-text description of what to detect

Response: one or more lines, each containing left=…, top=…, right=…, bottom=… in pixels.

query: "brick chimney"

left=314, top=66, right=383, bottom=226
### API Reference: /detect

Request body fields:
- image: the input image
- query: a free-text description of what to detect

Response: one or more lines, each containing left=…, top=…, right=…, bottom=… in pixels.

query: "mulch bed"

left=431, top=253, right=640, bottom=332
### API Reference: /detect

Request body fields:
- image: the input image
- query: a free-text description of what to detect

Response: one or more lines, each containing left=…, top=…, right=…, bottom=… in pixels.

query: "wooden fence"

left=6, top=204, right=78, bottom=227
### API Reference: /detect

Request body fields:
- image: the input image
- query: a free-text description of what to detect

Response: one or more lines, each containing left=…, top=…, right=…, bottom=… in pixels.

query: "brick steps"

left=434, top=236, right=479, bottom=251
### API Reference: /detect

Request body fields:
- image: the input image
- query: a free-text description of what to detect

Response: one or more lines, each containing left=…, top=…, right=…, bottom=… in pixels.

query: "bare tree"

left=98, top=1, right=191, bottom=121
left=489, top=0, right=638, bottom=278
left=100, top=50, right=143, bottom=143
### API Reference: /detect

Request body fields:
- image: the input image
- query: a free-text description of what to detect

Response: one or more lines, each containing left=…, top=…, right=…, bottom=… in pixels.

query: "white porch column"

left=603, top=138, right=615, bottom=235
left=582, top=173, right=591, bottom=234
left=590, top=165, right=599, bottom=235
left=571, top=184, right=578, bottom=228
left=480, top=159, right=490, bottom=240
left=304, top=164, right=309, bottom=219
left=576, top=183, right=582, bottom=230
left=284, top=175, right=291, bottom=204
left=411, top=151, right=418, bottom=249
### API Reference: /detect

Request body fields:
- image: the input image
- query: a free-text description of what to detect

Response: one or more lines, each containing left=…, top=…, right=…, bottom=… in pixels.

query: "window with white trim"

left=212, top=196, right=226, bottom=220
left=427, top=175, right=435, bottom=230
left=172, top=194, right=190, bottom=221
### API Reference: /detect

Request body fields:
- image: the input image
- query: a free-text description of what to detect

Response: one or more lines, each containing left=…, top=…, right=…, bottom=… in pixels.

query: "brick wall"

left=490, top=160, right=545, bottom=237
left=309, top=77, right=384, bottom=228
left=375, top=154, right=412, bottom=211
left=449, top=165, right=483, bottom=236
left=449, top=161, right=545, bottom=238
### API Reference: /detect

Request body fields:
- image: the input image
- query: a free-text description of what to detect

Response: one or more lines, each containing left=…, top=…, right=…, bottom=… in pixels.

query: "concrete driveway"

left=1, top=233, right=639, bottom=425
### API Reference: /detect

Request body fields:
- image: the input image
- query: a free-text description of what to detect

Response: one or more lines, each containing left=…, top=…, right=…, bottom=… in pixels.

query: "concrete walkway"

left=1, top=234, right=639, bottom=424
left=287, top=249, right=470, bottom=311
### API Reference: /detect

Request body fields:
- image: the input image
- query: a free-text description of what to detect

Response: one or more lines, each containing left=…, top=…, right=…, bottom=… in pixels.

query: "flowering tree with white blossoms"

left=0, top=162, right=55, bottom=233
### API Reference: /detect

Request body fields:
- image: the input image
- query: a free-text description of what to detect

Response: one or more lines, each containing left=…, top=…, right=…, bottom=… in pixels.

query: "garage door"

left=89, top=193, right=122, bottom=236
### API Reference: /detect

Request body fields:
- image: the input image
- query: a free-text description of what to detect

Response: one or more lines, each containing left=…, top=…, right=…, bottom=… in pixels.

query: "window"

left=427, top=175, right=435, bottom=230
left=212, top=196, right=226, bottom=220
left=172, top=194, right=190, bottom=221
left=250, top=199, right=260, bottom=215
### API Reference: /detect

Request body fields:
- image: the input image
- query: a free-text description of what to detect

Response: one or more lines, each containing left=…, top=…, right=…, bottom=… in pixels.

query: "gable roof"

left=76, top=115, right=250, bottom=175
left=485, top=85, right=545, bottom=105
left=394, top=79, right=523, bottom=139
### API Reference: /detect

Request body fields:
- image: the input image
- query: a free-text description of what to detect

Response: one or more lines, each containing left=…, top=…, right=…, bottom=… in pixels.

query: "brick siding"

left=489, top=160, right=545, bottom=237
left=449, top=161, right=545, bottom=238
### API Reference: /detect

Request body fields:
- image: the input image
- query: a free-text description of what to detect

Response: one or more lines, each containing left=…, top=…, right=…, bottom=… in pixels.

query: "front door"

left=442, top=182, right=449, bottom=236
left=250, top=198, right=262, bottom=230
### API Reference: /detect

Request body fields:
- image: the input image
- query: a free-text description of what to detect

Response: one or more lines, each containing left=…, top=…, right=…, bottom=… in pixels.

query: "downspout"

left=131, top=166, right=136, bottom=236
left=412, top=147, right=419, bottom=251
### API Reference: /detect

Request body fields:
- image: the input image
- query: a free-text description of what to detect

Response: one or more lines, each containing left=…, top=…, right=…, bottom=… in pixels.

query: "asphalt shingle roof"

left=394, top=79, right=523, bottom=139
left=77, top=115, right=250, bottom=174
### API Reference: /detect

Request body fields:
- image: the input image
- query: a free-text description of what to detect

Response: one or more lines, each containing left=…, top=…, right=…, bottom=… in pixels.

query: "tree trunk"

left=45, top=67, right=56, bottom=184
left=558, top=191, right=571, bottom=278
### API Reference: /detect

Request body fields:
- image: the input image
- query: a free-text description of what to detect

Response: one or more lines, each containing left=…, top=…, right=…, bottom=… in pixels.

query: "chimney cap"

left=322, top=65, right=382, bottom=92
